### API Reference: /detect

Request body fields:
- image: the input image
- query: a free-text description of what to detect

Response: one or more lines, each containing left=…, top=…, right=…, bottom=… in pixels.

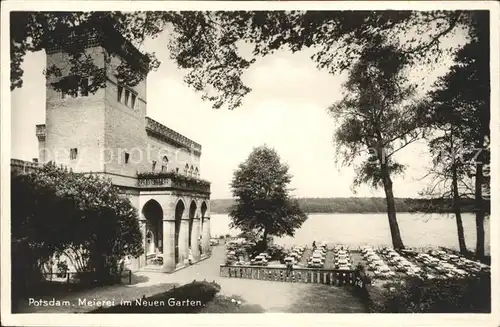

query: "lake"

left=210, top=212, right=491, bottom=255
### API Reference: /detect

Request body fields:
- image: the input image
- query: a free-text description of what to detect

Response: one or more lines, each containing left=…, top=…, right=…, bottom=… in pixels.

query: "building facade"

left=14, top=22, right=211, bottom=273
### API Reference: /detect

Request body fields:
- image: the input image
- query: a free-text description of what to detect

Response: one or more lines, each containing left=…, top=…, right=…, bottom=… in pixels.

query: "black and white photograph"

left=1, top=1, right=498, bottom=326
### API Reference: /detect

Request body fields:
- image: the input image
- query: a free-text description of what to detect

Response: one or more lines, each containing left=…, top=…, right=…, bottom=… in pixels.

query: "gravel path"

left=16, top=245, right=368, bottom=313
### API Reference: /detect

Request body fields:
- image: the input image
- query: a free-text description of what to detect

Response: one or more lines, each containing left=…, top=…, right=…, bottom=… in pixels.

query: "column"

left=139, top=219, right=147, bottom=268
left=192, top=217, right=201, bottom=260
left=162, top=219, right=175, bottom=272
left=202, top=216, right=211, bottom=255
left=178, top=210, right=190, bottom=265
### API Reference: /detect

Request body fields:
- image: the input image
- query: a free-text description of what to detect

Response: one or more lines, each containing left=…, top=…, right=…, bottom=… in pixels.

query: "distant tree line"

left=210, top=197, right=485, bottom=215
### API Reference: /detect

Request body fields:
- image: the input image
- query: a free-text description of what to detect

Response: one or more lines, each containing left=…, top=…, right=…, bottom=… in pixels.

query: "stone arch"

left=174, top=199, right=185, bottom=265
left=142, top=199, right=163, bottom=256
left=200, top=200, right=208, bottom=233
left=188, top=200, right=197, bottom=250
left=174, top=197, right=187, bottom=211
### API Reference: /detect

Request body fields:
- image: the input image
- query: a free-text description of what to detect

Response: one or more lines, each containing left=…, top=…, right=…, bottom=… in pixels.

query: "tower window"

left=70, top=148, right=78, bottom=160
left=61, top=76, right=77, bottom=98
left=61, top=76, right=89, bottom=98
left=117, top=84, right=137, bottom=109
left=124, top=152, right=130, bottom=164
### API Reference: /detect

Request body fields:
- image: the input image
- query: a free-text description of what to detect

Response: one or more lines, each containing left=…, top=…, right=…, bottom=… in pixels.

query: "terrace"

left=221, top=242, right=490, bottom=291
left=360, top=246, right=490, bottom=281
left=137, top=171, right=210, bottom=194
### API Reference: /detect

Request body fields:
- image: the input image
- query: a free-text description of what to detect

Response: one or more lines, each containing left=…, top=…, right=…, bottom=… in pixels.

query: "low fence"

left=220, top=265, right=361, bottom=286
left=42, top=270, right=133, bottom=285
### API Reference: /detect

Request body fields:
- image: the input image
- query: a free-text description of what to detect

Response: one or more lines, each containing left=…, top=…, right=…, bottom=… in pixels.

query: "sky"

left=10, top=19, right=466, bottom=200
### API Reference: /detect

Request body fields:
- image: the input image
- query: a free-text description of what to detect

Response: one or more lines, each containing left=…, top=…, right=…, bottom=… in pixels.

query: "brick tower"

left=37, top=22, right=150, bottom=188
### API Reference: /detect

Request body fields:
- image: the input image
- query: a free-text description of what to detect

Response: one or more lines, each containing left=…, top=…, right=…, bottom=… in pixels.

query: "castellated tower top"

left=45, top=17, right=150, bottom=76
left=40, top=17, right=152, bottom=177
left=39, top=16, right=202, bottom=188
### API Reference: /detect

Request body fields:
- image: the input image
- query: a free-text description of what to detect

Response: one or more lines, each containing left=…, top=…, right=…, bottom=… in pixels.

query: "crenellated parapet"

left=145, top=117, right=202, bottom=156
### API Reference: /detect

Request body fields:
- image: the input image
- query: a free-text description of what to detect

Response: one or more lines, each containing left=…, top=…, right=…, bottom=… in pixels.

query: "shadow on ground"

left=201, top=294, right=266, bottom=313
left=286, top=284, right=368, bottom=313
left=128, top=273, right=150, bottom=285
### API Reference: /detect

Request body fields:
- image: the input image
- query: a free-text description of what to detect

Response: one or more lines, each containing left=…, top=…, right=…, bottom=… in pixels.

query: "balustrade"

left=220, top=265, right=357, bottom=286
left=137, top=175, right=210, bottom=193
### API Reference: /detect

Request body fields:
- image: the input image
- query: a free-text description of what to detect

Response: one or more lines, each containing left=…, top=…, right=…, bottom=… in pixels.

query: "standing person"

left=286, top=261, right=293, bottom=277
left=198, top=236, right=202, bottom=255
left=118, top=257, right=125, bottom=274
left=188, top=247, right=194, bottom=265
left=312, top=241, right=316, bottom=250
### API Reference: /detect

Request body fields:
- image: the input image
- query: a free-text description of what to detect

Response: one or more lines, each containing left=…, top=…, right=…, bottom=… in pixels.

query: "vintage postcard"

left=1, top=1, right=498, bottom=326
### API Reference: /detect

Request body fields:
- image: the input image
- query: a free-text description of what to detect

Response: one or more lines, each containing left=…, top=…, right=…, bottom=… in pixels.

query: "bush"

left=355, top=262, right=365, bottom=273
left=267, top=245, right=287, bottom=262
left=225, top=256, right=237, bottom=265
left=370, top=274, right=491, bottom=313
left=11, top=163, right=144, bottom=297
left=56, top=261, right=69, bottom=278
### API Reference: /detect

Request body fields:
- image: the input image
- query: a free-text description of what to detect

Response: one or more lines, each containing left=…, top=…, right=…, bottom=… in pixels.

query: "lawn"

left=90, top=280, right=264, bottom=313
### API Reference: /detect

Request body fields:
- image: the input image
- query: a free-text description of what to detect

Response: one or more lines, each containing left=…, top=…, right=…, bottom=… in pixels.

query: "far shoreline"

left=210, top=211, right=480, bottom=215
left=210, top=197, right=486, bottom=216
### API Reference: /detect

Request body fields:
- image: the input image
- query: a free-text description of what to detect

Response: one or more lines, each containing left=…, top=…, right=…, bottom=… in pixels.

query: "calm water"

left=211, top=213, right=490, bottom=255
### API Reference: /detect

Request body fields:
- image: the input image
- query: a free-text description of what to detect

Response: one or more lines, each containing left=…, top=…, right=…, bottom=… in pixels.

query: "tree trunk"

left=262, top=229, right=268, bottom=250
left=451, top=162, right=467, bottom=254
left=475, top=159, right=485, bottom=260
left=381, top=165, right=405, bottom=249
